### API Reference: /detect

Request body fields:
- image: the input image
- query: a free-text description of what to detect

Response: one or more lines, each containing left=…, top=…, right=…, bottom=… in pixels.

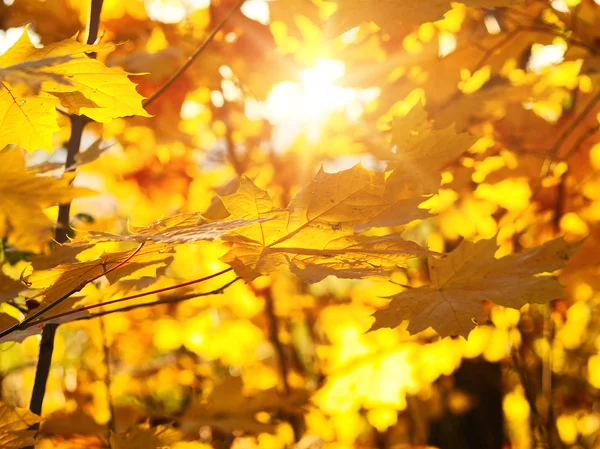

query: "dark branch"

left=28, top=0, right=105, bottom=424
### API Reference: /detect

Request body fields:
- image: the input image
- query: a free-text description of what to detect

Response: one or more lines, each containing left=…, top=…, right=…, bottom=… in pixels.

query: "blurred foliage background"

left=1, top=0, right=600, bottom=448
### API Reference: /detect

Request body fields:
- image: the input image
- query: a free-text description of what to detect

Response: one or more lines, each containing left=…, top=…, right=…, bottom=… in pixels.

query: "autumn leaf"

left=0, top=272, right=26, bottom=303
left=0, top=27, right=149, bottom=151
left=0, top=295, right=90, bottom=343
left=83, top=212, right=270, bottom=244
left=182, top=376, right=308, bottom=435
left=360, top=102, right=477, bottom=229
left=73, top=138, right=115, bottom=167
left=0, top=54, right=74, bottom=93
left=110, top=424, right=181, bottom=449
left=27, top=243, right=173, bottom=308
left=220, top=167, right=436, bottom=282
left=370, top=237, right=578, bottom=338
left=326, top=0, right=520, bottom=35
left=0, top=401, right=42, bottom=449
left=0, top=148, right=94, bottom=251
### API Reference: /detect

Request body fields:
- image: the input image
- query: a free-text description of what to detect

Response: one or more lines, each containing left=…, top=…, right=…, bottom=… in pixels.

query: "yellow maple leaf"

left=361, top=102, right=477, bottom=229
left=27, top=243, right=173, bottom=308
left=0, top=148, right=94, bottom=251
left=0, top=401, right=42, bottom=449
left=220, top=167, right=435, bottom=282
left=110, top=424, right=181, bottom=449
left=82, top=211, right=269, bottom=244
left=182, top=376, right=308, bottom=435
left=326, top=0, right=520, bottom=34
left=370, top=237, right=578, bottom=338
left=0, top=28, right=149, bottom=151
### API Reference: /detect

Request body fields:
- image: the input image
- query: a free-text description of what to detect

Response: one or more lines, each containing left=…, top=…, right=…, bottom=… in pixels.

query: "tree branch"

left=72, top=278, right=241, bottom=321
left=511, top=349, right=549, bottom=448
left=143, top=0, right=246, bottom=108
left=28, top=267, right=234, bottom=327
left=28, top=0, right=105, bottom=424
left=0, top=242, right=145, bottom=340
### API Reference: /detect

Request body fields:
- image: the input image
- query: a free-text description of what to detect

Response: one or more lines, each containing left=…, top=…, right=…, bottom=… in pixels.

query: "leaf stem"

left=73, top=277, right=241, bottom=322
left=28, top=267, right=233, bottom=327
left=143, top=0, right=246, bottom=108
left=0, top=242, right=145, bottom=340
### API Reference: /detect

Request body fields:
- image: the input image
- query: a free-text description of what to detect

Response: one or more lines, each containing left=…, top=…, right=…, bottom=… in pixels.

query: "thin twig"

left=437, top=27, right=523, bottom=112
left=552, top=171, right=567, bottom=233
left=99, top=317, right=116, bottom=440
left=28, top=267, right=234, bottom=327
left=532, top=93, right=600, bottom=198
left=72, top=278, right=241, bottom=321
left=540, top=94, right=600, bottom=177
left=222, top=101, right=244, bottom=175
left=28, top=0, right=104, bottom=424
left=143, top=0, right=246, bottom=108
left=0, top=242, right=145, bottom=340
left=541, top=305, right=554, bottom=444
left=264, top=290, right=289, bottom=394
left=511, top=349, right=549, bottom=448
left=562, top=125, right=599, bottom=161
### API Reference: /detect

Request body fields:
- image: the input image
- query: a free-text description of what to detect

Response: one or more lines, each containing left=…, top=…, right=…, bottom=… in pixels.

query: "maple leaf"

left=326, top=0, right=520, bottom=35
left=0, top=148, right=94, bottom=251
left=182, top=376, right=308, bottom=435
left=0, top=54, right=74, bottom=93
left=370, top=237, right=578, bottom=338
left=0, top=401, right=42, bottom=449
left=0, top=28, right=149, bottom=152
left=110, top=424, right=181, bottom=449
left=0, top=295, right=90, bottom=343
left=0, top=272, right=26, bottom=303
left=27, top=243, right=173, bottom=309
left=360, top=102, right=477, bottom=229
left=220, top=167, right=436, bottom=282
left=83, top=212, right=269, bottom=244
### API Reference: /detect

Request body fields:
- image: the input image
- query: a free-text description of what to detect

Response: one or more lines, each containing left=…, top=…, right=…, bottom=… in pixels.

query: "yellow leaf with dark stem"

left=371, top=237, right=578, bottom=338
left=0, top=148, right=94, bottom=251
left=0, top=295, right=89, bottom=343
left=27, top=243, right=173, bottom=308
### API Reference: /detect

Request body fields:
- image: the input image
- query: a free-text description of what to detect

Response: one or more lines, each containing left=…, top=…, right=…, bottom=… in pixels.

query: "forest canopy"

left=0, top=0, right=599, bottom=448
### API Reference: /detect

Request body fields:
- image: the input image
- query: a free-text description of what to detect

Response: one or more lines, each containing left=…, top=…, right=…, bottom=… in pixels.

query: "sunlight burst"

left=246, top=59, right=379, bottom=150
